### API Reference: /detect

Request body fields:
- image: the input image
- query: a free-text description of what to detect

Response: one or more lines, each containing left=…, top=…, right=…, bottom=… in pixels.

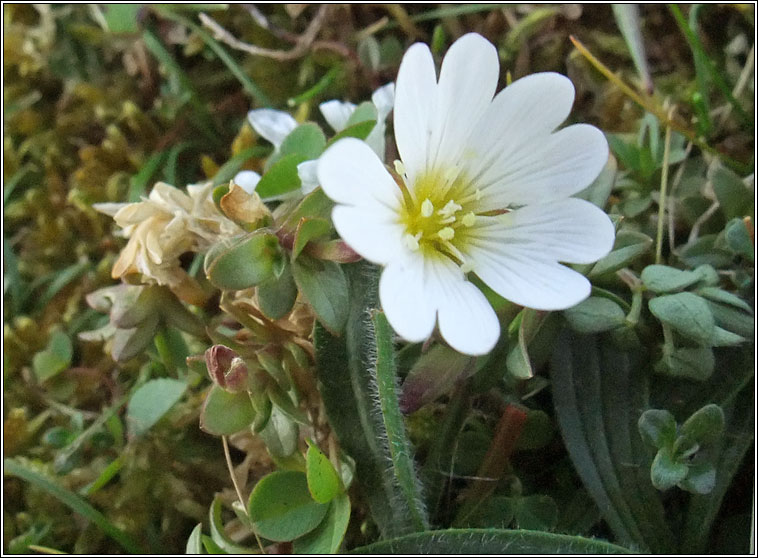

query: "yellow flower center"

left=395, top=165, right=483, bottom=267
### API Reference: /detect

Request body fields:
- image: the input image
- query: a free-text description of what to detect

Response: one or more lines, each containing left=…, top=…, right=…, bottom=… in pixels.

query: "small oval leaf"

left=247, top=470, right=328, bottom=542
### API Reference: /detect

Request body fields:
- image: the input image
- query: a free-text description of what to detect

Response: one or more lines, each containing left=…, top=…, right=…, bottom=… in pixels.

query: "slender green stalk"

left=655, top=117, right=673, bottom=264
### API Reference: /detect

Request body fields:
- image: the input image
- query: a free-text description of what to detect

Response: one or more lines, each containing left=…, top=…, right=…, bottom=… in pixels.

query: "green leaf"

left=678, top=234, right=734, bottom=269
left=279, top=123, right=327, bottom=160
left=681, top=404, right=725, bottom=444
left=126, top=378, right=186, bottom=437
left=4, top=459, right=145, bottom=553
left=257, top=264, right=298, bottom=320
left=292, top=255, right=349, bottom=334
left=327, top=120, right=377, bottom=145
left=657, top=345, right=714, bottom=380
left=589, top=230, right=653, bottom=277
left=186, top=524, right=203, bottom=554
left=648, top=292, right=715, bottom=344
left=258, top=406, right=299, bottom=458
left=709, top=326, right=745, bottom=347
left=638, top=409, right=676, bottom=449
left=681, top=376, right=753, bottom=552
left=650, top=446, right=688, bottom=491
left=696, top=287, right=753, bottom=313
left=103, top=4, right=142, bottom=33
left=371, top=310, right=429, bottom=531
left=704, top=299, right=754, bottom=339
left=724, top=218, right=754, bottom=261
left=680, top=461, right=716, bottom=494
left=515, top=409, right=554, bottom=451
left=247, top=471, right=329, bottom=542
left=205, top=232, right=281, bottom=291
left=550, top=330, right=675, bottom=552
left=712, top=166, right=752, bottom=220
left=575, top=155, right=617, bottom=209
left=293, top=218, right=332, bottom=260
left=400, top=344, right=474, bottom=413
left=314, top=262, right=427, bottom=538
left=349, top=528, right=632, bottom=554
left=111, top=314, right=159, bottom=362
left=306, top=442, right=342, bottom=504
left=33, top=331, right=73, bottom=382
left=293, top=492, right=351, bottom=554
left=209, top=497, right=257, bottom=553
left=211, top=146, right=260, bottom=186
left=255, top=153, right=307, bottom=198
left=514, top=495, right=559, bottom=531
left=200, top=384, right=256, bottom=436
left=281, top=189, right=334, bottom=232
left=563, top=297, right=627, bottom=334
left=641, top=265, right=702, bottom=293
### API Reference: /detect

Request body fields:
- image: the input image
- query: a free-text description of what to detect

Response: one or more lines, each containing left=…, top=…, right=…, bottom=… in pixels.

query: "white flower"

left=319, top=82, right=395, bottom=158
left=317, top=33, right=615, bottom=356
left=235, top=84, right=395, bottom=196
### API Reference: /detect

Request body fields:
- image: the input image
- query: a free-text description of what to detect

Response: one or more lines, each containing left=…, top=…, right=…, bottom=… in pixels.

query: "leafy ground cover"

left=3, top=4, right=754, bottom=554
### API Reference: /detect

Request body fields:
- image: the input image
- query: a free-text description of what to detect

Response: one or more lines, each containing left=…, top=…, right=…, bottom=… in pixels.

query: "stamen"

left=438, top=216, right=456, bottom=225
left=462, top=212, right=476, bottom=227
left=393, top=160, right=406, bottom=177
left=460, top=260, right=474, bottom=273
left=403, top=232, right=420, bottom=251
left=438, top=200, right=462, bottom=218
left=420, top=198, right=434, bottom=218
left=438, top=227, right=455, bottom=240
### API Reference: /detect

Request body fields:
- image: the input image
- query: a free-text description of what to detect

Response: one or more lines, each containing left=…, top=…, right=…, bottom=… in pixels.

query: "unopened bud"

left=205, top=345, right=249, bottom=392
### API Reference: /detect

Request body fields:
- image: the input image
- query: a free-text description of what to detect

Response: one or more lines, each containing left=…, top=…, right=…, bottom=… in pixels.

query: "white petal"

left=233, top=170, right=261, bottom=194
left=317, top=138, right=402, bottom=210
left=319, top=100, right=356, bottom=132
left=472, top=124, right=609, bottom=209
left=468, top=245, right=593, bottom=311
left=379, top=254, right=437, bottom=343
left=92, top=202, right=128, bottom=217
left=331, top=205, right=404, bottom=265
left=247, top=109, right=298, bottom=148
left=431, top=258, right=500, bottom=355
left=371, top=82, right=395, bottom=120
left=469, top=198, right=615, bottom=264
left=464, top=73, right=576, bottom=189
left=296, top=161, right=319, bottom=194
left=393, top=42, right=437, bottom=184
left=426, top=33, right=499, bottom=173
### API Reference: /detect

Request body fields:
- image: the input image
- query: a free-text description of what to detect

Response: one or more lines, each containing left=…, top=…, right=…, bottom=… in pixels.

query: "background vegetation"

left=4, top=4, right=754, bottom=554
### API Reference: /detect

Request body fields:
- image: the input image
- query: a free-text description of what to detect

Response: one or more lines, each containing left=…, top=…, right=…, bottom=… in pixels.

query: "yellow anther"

left=403, top=232, right=420, bottom=251
left=462, top=212, right=476, bottom=227
left=438, top=227, right=455, bottom=241
left=475, top=189, right=482, bottom=201
left=420, top=198, right=434, bottom=217
left=394, top=160, right=406, bottom=177
left=439, top=200, right=462, bottom=218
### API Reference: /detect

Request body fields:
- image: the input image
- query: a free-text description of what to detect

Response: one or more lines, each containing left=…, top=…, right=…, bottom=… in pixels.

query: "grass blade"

left=612, top=4, right=653, bottom=94
left=669, top=4, right=751, bottom=127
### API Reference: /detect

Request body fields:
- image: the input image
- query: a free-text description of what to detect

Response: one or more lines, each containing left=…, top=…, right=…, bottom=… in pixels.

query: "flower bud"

left=205, top=345, right=249, bottom=392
